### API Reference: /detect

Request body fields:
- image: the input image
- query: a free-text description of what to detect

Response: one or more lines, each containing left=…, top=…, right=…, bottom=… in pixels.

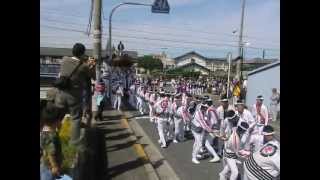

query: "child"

left=95, top=78, right=106, bottom=121
left=40, top=101, right=65, bottom=180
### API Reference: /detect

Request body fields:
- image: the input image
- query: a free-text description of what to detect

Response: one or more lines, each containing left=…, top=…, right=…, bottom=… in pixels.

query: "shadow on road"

left=107, top=140, right=137, bottom=152
left=105, top=132, right=134, bottom=141
left=108, top=157, right=148, bottom=179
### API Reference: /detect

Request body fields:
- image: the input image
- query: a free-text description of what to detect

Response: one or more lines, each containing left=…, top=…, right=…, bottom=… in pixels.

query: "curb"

left=121, top=114, right=160, bottom=180
left=125, top=112, right=181, bottom=180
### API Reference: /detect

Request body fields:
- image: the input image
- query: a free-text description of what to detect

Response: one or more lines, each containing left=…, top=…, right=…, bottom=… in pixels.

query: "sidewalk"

left=93, top=101, right=155, bottom=180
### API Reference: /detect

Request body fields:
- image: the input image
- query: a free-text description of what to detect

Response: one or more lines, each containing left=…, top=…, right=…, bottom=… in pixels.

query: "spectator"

left=95, top=78, right=106, bottom=121
left=270, top=88, right=280, bottom=122
left=54, top=43, right=96, bottom=150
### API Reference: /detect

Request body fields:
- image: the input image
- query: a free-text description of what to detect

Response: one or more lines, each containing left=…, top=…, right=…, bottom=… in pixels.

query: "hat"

left=256, top=95, right=264, bottom=100
left=200, top=103, right=209, bottom=109
left=262, top=125, right=275, bottom=136
left=237, top=121, right=249, bottom=131
left=174, top=93, right=182, bottom=99
left=235, top=100, right=245, bottom=106
left=220, top=98, right=228, bottom=102
left=226, top=110, right=236, bottom=119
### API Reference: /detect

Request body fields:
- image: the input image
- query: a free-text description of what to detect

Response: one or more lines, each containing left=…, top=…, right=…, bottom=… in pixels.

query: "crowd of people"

left=40, top=43, right=280, bottom=180
left=128, top=77, right=280, bottom=180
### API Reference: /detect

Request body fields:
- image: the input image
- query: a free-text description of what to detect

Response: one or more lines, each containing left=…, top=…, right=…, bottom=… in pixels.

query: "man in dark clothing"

left=55, top=43, right=96, bottom=149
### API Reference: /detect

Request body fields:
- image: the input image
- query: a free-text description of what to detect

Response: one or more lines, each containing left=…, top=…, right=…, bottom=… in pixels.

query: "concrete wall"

left=246, top=64, right=280, bottom=110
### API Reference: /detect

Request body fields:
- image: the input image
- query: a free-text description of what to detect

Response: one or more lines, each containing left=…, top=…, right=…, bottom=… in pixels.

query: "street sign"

left=152, top=0, right=170, bottom=14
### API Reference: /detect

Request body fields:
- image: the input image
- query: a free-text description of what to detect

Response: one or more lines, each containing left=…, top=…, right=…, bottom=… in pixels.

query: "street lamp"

left=107, top=0, right=170, bottom=64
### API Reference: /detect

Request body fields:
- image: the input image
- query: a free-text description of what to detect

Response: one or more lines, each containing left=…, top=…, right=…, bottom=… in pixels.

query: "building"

left=40, top=47, right=137, bottom=76
left=245, top=61, right=280, bottom=109
left=152, top=52, right=175, bottom=69
left=168, top=51, right=228, bottom=76
left=168, top=51, right=278, bottom=77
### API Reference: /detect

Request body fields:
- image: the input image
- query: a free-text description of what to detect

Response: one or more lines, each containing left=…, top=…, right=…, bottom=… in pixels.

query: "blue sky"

left=40, top=0, right=280, bottom=59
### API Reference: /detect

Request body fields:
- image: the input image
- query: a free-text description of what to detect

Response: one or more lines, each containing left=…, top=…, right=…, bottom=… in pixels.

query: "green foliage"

left=61, top=139, right=77, bottom=174
left=166, top=68, right=201, bottom=78
left=137, top=55, right=163, bottom=71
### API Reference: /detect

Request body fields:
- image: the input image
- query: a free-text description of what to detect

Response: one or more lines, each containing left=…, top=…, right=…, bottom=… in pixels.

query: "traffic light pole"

left=108, top=2, right=152, bottom=64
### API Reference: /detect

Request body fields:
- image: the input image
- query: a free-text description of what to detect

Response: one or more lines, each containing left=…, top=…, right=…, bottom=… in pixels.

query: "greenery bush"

left=137, top=55, right=163, bottom=72
left=59, top=115, right=77, bottom=174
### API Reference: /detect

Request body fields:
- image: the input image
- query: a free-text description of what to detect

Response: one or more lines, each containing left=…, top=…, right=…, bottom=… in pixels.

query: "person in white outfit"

left=113, top=83, right=124, bottom=111
left=235, top=100, right=256, bottom=136
left=166, top=93, right=175, bottom=141
left=216, top=98, right=234, bottom=155
left=129, top=83, right=136, bottom=108
left=149, top=90, right=157, bottom=123
left=270, top=88, right=280, bottom=122
left=136, top=86, right=145, bottom=115
left=154, top=91, right=170, bottom=148
left=243, top=125, right=280, bottom=180
left=172, top=94, right=184, bottom=143
left=244, top=125, right=276, bottom=154
left=219, top=119, right=250, bottom=180
left=190, top=103, right=214, bottom=164
left=251, top=95, right=269, bottom=135
left=203, top=99, right=221, bottom=162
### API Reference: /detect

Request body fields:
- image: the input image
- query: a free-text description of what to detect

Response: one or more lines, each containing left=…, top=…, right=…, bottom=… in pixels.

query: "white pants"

left=219, top=157, right=239, bottom=180
left=137, top=97, right=143, bottom=114
left=157, top=117, right=168, bottom=146
left=192, top=130, right=204, bottom=159
left=232, top=96, right=239, bottom=106
left=253, top=124, right=265, bottom=135
left=167, top=117, right=175, bottom=140
left=149, top=103, right=155, bottom=122
left=174, top=117, right=185, bottom=141
left=113, top=95, right=122, bottom=110
left=270, top=104, right=278, bottom=122
left=202, top=131, right=219, bottom=158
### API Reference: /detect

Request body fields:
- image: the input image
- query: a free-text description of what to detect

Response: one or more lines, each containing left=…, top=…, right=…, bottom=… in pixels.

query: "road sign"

left=152, top=0, right=170, bottom=14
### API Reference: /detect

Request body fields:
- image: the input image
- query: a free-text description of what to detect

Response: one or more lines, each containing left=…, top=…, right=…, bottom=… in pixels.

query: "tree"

left=137, top=55, right=163, bottom=72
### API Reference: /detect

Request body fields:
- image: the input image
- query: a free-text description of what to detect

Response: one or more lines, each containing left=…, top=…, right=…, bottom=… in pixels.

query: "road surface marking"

left=121, top=118, right=149, bottom=164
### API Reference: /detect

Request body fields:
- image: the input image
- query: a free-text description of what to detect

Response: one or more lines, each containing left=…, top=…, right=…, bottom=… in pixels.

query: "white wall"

left=246, top=64, right=280, bottom=110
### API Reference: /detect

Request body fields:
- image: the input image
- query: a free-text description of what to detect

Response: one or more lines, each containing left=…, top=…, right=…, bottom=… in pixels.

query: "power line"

left=41, top=24, right=280, bottom=51
left=41, top=9, right=280, bottom=44
left=41, top=17, right=242, bottom=45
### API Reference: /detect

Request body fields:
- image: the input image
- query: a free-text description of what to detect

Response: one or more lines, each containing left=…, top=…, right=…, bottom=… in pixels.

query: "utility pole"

left=92, top=0, right=102, bottom=123
left=236, top=0, right=246, bottom=80
left=262, top=49, right=265, bottom=60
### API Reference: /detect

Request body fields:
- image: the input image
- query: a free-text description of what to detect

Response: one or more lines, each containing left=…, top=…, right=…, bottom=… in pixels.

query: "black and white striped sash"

left=244, top=155, right=274, bottom=180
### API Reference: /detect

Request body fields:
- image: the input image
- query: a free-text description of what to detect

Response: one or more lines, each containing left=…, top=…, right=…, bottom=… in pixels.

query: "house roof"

left=247, top=60, right=280, bottom=76
left=174, top=51, right=226, bottom=62
left=171, top=61, right=211, bottom=72
left=40, top=47, right=138, bottom=59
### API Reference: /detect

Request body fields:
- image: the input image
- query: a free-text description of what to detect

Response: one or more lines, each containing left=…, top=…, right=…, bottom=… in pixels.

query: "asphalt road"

left=135, top=116, right=223, bottom=180
left=131, top=87, right=279, bottom=180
